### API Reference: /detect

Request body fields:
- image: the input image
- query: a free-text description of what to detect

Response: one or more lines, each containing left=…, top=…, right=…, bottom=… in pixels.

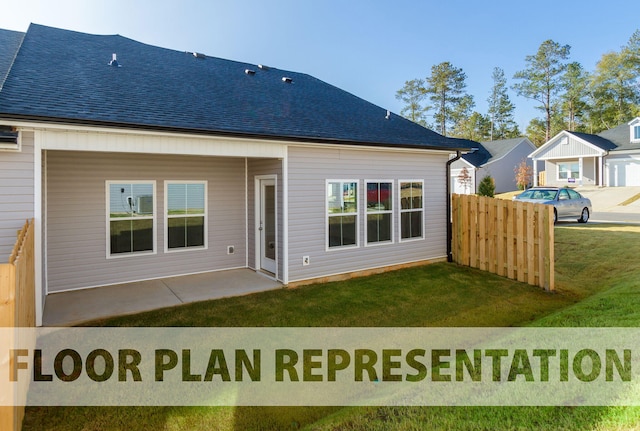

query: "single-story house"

left=0, top=24, right=472, bottom=326
left=530, top=118, right=640, bottom=187
left=450, top=137, right=536, bottom=194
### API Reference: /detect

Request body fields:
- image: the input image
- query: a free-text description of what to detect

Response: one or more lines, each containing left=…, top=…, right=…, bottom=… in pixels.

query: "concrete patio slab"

left=43, top=269, right=282, bottom=326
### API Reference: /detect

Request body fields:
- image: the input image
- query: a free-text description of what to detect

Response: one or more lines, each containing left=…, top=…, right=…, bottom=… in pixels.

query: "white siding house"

left=531, top=119, right=640, bottom=187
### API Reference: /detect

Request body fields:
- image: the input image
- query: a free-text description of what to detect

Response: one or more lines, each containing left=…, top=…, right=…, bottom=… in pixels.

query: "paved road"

left=576, top=186, right=640, bottom=224
left=590, top=212, right=640, bottom=224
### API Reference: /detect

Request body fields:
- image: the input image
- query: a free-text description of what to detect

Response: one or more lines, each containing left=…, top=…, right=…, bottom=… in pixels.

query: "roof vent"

left=245, top=69, right=256, bottom=75
left=192, top=52, right=206, bottom=59
left=385, top=110, right=391, bottom=120
left=108, top=53, right=120, bottom=67
left=282, top=77, right=293, bottom=84
left=258, top=64, right=270, bottom=71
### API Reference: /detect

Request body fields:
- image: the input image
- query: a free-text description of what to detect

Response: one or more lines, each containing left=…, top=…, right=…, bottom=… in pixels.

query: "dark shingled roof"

left=598, top=123, right=640, bottom=151
left=568, top=131, right=618, bottom=151
left=461, top=137, right=529, bottom=167
left=0, top=24, right=471, bottom=151
left=0, top=28, right=24, bottom=90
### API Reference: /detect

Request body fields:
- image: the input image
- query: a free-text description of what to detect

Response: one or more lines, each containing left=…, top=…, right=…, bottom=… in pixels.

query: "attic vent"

left=0, top=127, right=19, bottom=151
left=385, top=110, right=391, bottom=120
left=192, top=52, right=206, bottom=59
left=282, top=77, right=293, bottom=84
left=108, top=53, right=120, bottom=67
left=258, top=64, right=270, bottom=71
left=245, top=69, right=256, bottom=75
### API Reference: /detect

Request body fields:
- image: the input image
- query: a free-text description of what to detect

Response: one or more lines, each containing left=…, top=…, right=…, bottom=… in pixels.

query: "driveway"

left=576, top=186, right=640, bottom=224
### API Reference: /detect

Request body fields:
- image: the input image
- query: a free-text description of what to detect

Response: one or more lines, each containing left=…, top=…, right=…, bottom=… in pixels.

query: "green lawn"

left=23, top=224, right=640, bottom=430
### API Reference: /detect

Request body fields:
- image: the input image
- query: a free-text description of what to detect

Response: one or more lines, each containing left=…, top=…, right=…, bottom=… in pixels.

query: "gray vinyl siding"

left=46, top=151, right=247, bottom=292
left=287, top=146, right=448, bottom=283
left=0, top=131, right=34, bottom=260
left=478, top=141, right=534, bottom=193
left=246, top=158, right=283, bottom=279
left=537, top=135, right=601, bottom=159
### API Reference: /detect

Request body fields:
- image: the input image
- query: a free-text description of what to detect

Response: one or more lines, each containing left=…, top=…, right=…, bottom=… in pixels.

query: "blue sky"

left=2, top=0, right=638, bottom=133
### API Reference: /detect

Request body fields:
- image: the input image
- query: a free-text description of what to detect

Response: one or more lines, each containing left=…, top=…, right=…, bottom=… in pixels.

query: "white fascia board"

left=0, top=120, right=288, bottom=158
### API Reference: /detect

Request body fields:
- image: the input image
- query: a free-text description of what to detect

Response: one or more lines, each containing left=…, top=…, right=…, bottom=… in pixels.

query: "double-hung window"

left=557, top=162, right=579, bottom=180
left=107, top=181, right=156, bottom=256
left=633, top=125, right=640, bottom=142
left=327, top=180, right=358, bottom=248
left=165, top=181, right=207, bottom=251
left=366, top=181, right=393, bottom=245
left=399, top=181, right=424, bottom=240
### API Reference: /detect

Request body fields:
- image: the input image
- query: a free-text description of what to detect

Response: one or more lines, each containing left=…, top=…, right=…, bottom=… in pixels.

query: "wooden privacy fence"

left=0, top=219, right=35, bottom=431
left=451, top=195, right=554, bottom=291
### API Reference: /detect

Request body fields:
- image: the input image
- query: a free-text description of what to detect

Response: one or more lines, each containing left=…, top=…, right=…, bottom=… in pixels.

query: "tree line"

left=396, top=30, right=640, bottom=146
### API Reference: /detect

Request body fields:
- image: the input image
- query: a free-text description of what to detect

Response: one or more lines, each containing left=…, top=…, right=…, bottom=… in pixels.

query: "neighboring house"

left=530, top=118, right=640, bottom=187
left=450, top=137, right=536, bottom=194
left=0, top=24, right=472, bottom=326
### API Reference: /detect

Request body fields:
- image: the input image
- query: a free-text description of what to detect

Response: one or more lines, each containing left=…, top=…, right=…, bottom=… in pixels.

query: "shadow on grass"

left=23, top=225, right=640, bottom=430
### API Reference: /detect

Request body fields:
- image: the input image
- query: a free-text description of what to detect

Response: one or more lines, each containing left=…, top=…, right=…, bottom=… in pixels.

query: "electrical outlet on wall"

left=227, top=246, right=235, bottom=255
left=303, top=256, right=310, bottom=266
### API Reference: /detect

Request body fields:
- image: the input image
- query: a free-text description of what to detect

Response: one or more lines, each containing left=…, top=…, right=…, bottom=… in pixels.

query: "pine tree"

left=395, top=79, right=430, bottom=127
left=477, top=175, right=495, bottom=197
left=425, top=62, right=474, bottom=136
left=513, top=40, right=571, bottom=142
left=487, top=67, right=519, bottom=140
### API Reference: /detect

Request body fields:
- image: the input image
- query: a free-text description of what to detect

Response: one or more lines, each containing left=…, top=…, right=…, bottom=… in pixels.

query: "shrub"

left=478, top=175, right=495, bottom=197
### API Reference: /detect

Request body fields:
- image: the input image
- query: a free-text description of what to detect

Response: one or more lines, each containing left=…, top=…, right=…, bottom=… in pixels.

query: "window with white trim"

left=399, top=181, right=424, bottom=240
left=327, top=180, right=358, bottom=248
left=557, top=162, right=579, bottom=180
left=366, top=181, right=393, bottom=244
left=633, top=125, right=640, bottom=142
left=165, top=181, right=207, bottom=251
left=107, top=181, right=155, bottom=256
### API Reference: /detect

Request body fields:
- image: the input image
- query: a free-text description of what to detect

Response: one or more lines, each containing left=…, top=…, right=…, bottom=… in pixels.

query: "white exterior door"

left=258, top=178, right=277, bottom=274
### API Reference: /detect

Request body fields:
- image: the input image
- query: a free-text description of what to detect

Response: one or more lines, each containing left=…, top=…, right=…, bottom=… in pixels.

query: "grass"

left=22, top=224, right=640, bottom=430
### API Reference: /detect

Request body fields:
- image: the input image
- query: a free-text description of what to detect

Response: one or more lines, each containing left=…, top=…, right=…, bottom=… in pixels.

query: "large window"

left=165, top=181, right=207, bottom=251
left=633, top=125, right=640, bottom=142
left=557, top=162, right=579, bottom=180
left=107, top=181, right=155, bottom=256
left=366, top=181, right=393, bottom=245
left=399, top=181, right=423, bottom=240
left=327, top=180, right=358, bottom=248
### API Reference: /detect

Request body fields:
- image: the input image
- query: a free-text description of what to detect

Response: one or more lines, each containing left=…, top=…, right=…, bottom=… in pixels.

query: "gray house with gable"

left=530, top=118, right=640, bottom=187
left=0, top=24, right=472, bottom=326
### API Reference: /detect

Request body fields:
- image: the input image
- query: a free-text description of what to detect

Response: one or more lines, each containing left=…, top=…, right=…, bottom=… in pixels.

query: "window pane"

left=410, top=211, right=422, bottom=238
left=132, top=219, right=154, bottom=252
left=367, top=213, right=392, bottom=243
left=110, top=183, right=153, bottom=217
left=401, top=211, right=422, bottom=239
left=168, top=216, right=205, bottom=249
left=110, top=219, right=153, bottom=254
left=635, top=126, right=640, bottom=140
left=186, top=216, right=205, bottom=247
left=367, top=182, right=392, bottom=211
left=328, top=215, right=356, bottom=247
left=186, top=183, right=205, bottom=214
left=328, top=181, right=357, bottom=214
left=400, top=182, right=422, bottom=209
left=167, top=217, right=186, bottom=249
left=110, top=220, right=132, bottom=254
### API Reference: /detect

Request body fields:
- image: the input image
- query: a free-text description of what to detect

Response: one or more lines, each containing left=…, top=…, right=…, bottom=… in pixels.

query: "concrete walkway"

left=42, top=269, right=282, bottom=326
